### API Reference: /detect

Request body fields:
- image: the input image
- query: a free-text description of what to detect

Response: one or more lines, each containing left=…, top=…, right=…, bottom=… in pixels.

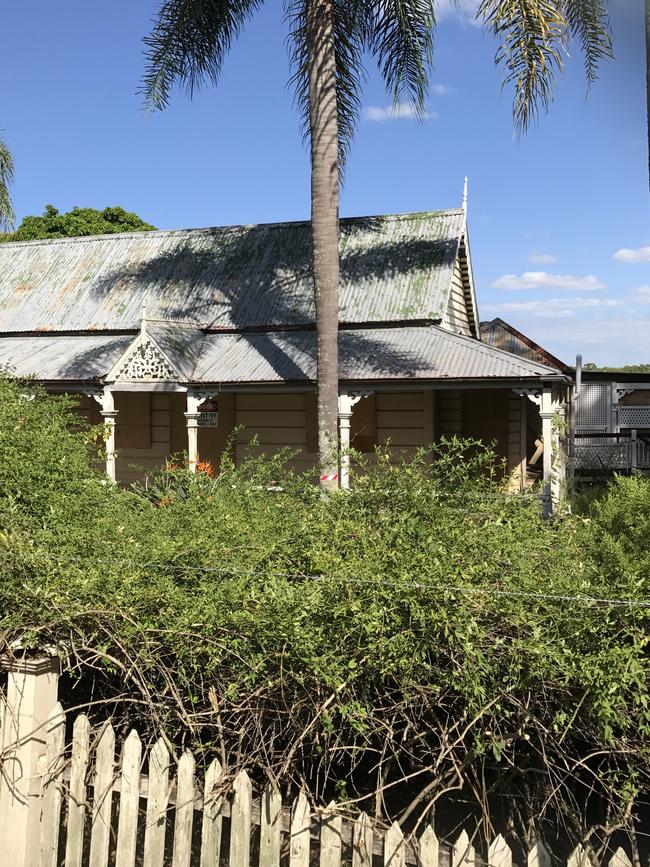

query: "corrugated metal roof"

left=480, top=318, right=568, bottom=371
left=146, top=321, right=206, bottom=380
left=0, top=325, right=560, bottom=383
left=0, top=210, right=464, bottom=333
left=193, top=326, right=560, bottom=382
left=0, top=334, right=131, bottom=380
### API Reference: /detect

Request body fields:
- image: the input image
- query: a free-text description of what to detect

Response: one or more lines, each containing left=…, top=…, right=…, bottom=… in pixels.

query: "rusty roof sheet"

left=0, top=210, right=464, bottom=333
left=0, top=325, right=561, bottom=383
left=480, top=318, right=569, bottom=371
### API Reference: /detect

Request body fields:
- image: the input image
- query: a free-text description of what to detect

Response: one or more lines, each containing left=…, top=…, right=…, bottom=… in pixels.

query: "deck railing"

left=570, top=432, right=650, bottom=473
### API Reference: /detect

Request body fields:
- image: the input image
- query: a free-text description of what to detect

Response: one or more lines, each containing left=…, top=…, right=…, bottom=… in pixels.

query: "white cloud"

left=436, top=0, right=481, bottom=25
left=634, top=285, right=650, bottom=302
left=363, top=102, right=436, bottom=122
left=491, top=271, right=606, bottom=291
left=529, top=251, right=558, bottom=264
left=613, top=245, right=650, bottom=263
left=483, top=297, right=621, bottom=319
left=432, top=84, right=453, bottom=96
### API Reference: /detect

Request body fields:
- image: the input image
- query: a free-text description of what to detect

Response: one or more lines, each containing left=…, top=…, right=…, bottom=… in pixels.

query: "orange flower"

left=196, top=458, right=214, bottom=477
left=159, top=495, right=172, bottom=508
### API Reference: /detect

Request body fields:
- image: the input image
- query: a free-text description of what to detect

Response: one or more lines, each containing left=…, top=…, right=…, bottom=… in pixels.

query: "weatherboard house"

left=0, top=206, right=570, bottom=501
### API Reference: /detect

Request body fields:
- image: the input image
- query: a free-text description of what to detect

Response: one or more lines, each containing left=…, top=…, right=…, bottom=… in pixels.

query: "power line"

left=18, top=552, right=650, bottom=610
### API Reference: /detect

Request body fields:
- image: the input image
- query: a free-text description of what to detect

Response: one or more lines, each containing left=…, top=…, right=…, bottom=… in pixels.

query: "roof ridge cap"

left=0, top=208, right=464, bottom=249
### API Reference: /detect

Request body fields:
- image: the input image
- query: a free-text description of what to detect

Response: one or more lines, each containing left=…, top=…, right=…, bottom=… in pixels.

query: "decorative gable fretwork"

left=113, top=337, right=176, bottom=382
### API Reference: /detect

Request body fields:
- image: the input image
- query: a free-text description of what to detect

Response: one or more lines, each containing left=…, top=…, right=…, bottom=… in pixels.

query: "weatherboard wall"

left=72, top=388, right=524, bottom=483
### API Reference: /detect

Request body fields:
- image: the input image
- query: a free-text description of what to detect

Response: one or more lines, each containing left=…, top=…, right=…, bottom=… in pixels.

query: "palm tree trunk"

left=646, top=0, right=650, bottom=191
left=307, top=0, right=341, bottom=491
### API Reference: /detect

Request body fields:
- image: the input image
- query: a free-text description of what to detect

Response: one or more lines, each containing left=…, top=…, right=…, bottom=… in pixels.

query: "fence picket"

left=290, top=791, right=311, bottom=867
left=88, top=723, right=116, bottom=867
left=38, top=702, right=66, bottom=867
left=116, top=729, right=142, bottom=867
left=419, top=825, right=439, bottom=867
left=453, top=830, right=476, bottom=867
left=609, top=848, right=632, bottom=867
left=352, top=811, right=373, bottom=867
left=528, top=841, right=551, bottom=867
left=567, top=846, right=587, bottom=867
left=230, top=769, right=253, bottom=867
left=64, top=714, right=91, bottom=867
left=2, top=693, right=607, bottom=867
left=488, top=835, right=512, bottom=867
left=200, top=758, right=224, bottom=867
left=259, top=783, right=282, bottom=867
left=320, top=803, right=342, bottom=867
left=172, top=750, right=196, bottom=867
left=143, top=737, right=170, bottom=867
left=385, top=822, right=406, bottom=867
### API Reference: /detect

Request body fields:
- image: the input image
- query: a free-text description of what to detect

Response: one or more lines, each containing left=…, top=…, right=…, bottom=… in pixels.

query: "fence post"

left=0, top=653, right=60, bottom=867
left=631, top=429, right=638, bottom=475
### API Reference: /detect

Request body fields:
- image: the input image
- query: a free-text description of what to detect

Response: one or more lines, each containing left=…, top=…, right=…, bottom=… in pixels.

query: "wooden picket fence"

left=17, top=703, right=640, bottom=867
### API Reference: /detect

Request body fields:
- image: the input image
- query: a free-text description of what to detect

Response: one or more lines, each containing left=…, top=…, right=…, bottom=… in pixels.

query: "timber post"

left=0, top=652, right=61, bottom=867
left=99, top=388, right=118, bottom=483
left=338, top=393, right=354, bottom=490
left=185, top=391, right=201, bottom=472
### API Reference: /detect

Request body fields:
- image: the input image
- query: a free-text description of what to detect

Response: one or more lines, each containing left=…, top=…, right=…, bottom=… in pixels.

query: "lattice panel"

left=576, top=383, right=609, bottom=432
left=618, top=406, right=650, bottom=428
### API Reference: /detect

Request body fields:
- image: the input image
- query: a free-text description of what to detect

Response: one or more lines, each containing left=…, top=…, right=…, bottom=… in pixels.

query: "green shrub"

left=0, top=376, right=647, bottom=851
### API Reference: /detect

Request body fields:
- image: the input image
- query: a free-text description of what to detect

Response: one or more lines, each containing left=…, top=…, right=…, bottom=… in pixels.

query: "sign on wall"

left=198, top=398, right=219, bottom=427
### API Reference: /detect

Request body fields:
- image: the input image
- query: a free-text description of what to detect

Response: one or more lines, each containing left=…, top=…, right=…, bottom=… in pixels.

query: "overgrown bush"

left=0, top=377, right=648, bottom=859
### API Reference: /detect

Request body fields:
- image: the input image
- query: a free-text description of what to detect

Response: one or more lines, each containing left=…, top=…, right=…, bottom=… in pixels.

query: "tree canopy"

left=0, top=204, right=155, bottom=242
left=584, top=363, right=650, bottom=373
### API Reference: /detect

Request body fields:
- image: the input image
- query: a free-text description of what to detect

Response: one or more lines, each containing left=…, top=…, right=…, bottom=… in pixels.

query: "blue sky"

left=2, top=0, right=648, bottom=365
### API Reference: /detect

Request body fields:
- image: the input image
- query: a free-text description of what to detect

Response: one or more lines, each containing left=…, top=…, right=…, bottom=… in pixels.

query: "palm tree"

left=142, top=0, right=613, bottom=489
left=142, top=0, right=434, bottom=490
left=613, top=0, right=649, bottom=190
left=0, top=138, right=15, bottom=231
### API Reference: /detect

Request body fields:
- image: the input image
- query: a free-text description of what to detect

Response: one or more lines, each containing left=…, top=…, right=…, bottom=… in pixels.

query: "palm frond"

left=142, top=0, right=265, bottom=110
left=0, top=138, right=15, bottom=231
left=564, top=0, right=612, bottom=85
left=479, top=0, right=567, bottom=133
left=367, top=0, right=435, bottom=118
left=479, top=0, right=612, bottom=134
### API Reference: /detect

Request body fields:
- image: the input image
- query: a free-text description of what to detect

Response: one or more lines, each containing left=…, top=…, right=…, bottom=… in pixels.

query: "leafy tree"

left=141, top=1, right=613, bottom=490
left=0, top=204, right=155, bottom=242
left=0, top=137, right=14, bottom=230
left=584, top=362, right=650, bottom=372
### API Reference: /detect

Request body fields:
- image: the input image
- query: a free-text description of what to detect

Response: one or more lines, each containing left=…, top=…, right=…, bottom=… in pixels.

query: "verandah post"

left=540, top=385, right=554, bottom=516
left=185, top=391, right=201, bottom=472
left=100, top=388, right=118, bottom=483
left=0, top=653, right=60, bottom=867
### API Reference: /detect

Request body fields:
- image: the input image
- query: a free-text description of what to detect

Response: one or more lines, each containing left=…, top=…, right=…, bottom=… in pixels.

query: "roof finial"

left=141, top=303, right=147, bottom=337
left=462, top=176, right=468, bottom=213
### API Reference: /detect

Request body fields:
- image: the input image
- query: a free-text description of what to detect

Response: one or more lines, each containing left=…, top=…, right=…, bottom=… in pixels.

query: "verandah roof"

left=0, top=324, right=562, bottom=384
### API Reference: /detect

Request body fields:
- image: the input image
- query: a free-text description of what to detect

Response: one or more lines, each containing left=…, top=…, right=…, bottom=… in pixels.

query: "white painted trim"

left=105, top=325, right=185, bottom=385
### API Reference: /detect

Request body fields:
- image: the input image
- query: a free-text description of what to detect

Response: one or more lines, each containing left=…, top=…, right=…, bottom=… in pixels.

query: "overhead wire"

left=18, top=552, right=650, bottom=610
